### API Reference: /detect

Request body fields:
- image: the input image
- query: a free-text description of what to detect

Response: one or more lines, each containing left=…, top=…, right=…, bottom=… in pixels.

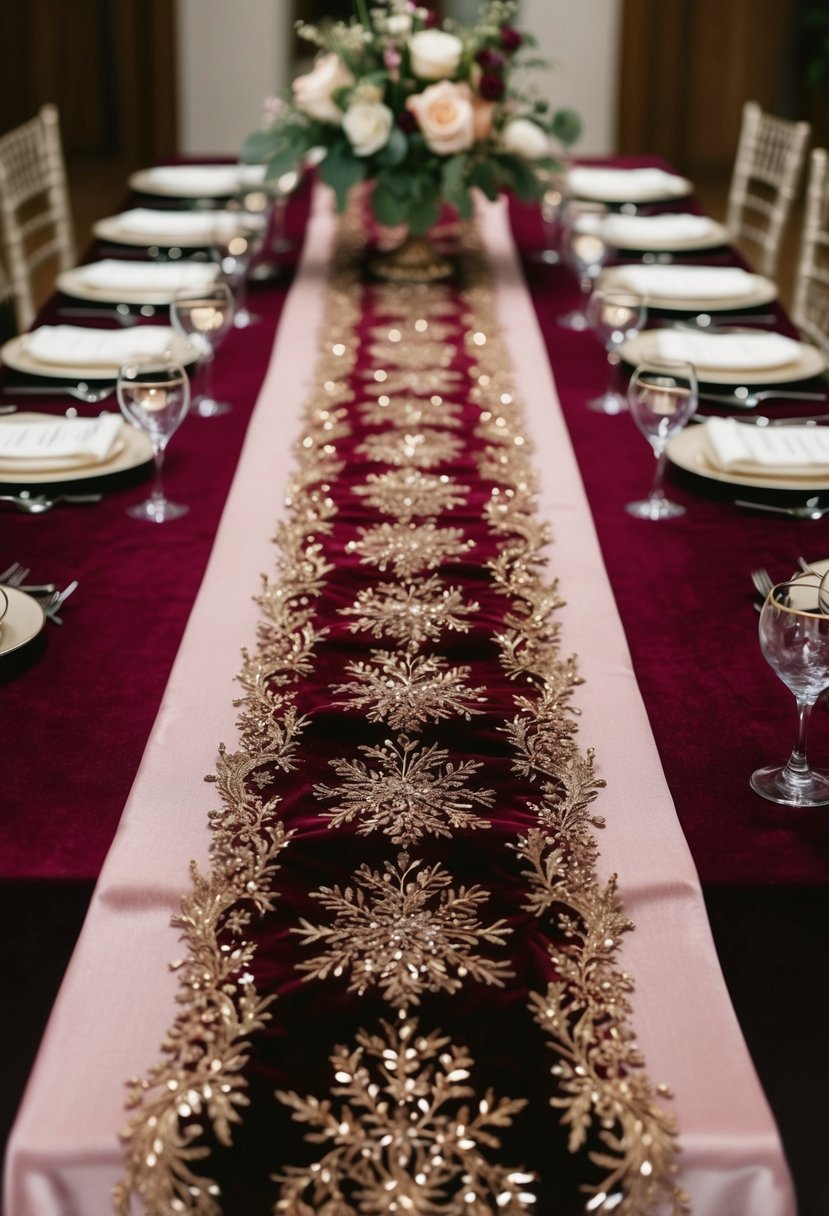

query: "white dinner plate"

left=0, top=413, right=152, bottom=485
left=0, top=331, right=196, bottom=380
left=609, top=220, right=729, bottom=252
left=93, top=214, right=225, bottom=249
left=129, top=164, right=264, bottom=199
left=667, top=425, right=829, bottom=492
left=0, top=586, right=46, bottom=658
left=619, top=330, right=826, bottom=385
left=598, top=265, right=777, bottom=313
left=56, top=266, right=217, bottom=306
left=567, top=171, right=693, bottom=204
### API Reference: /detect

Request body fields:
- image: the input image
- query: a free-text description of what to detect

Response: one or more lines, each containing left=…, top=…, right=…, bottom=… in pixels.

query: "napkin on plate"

left=110, top=208, right=241, bottom=239
left=611, top=264, right=757, bottom=299
left=600, top=213, right=717, bottom=245
left=703, top=417, right=829, bottom=476
left=146, top=165, right=251, bottom=195
left=77, top=259, right=219, bottom=293
left=24, top=325, right=176, bottom=367
left=567, top=167, right=687, bottom=201
left=0, top=414, right=123, bottom=471
left=652, top=330, right=802, bottom=370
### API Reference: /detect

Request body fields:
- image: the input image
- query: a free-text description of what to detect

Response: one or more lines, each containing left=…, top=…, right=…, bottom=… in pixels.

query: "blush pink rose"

left=292, top=53, right=354, bottom=124
left=406, top=81, right=476, bottom=155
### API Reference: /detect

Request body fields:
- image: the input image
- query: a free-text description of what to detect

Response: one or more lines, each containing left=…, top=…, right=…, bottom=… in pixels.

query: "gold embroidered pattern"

left=351, top=470, right=469, bottom=522
left=357, top=427, right=463, bottom=468
left=369, top=319, right=459, bottom=344
left=369, top=338, right=456, bottom=370
left=359, top=395, right=463, bottom=429
left=346, top=522, right=474, bottom=579
left=274, top=1018, right=535, bottom=1216
left=294, top=853, right=512, bottom=1003
left=363, top=367, right=463, bottom=396
left=340, top=575, right=480, bottom=644
left=334, top=648, right=486, bottom=731
left=372, top=282, right=458, bottom=318
left=314, top=735, right=495, bottom=845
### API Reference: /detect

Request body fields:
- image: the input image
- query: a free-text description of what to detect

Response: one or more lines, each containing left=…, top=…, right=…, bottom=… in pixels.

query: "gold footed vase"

left=370, top=232, right=454, bottom=283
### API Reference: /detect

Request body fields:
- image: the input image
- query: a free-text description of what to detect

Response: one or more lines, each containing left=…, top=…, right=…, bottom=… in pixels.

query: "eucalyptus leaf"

left=319, top=141, right=368, bottom=210
left=376, top=127, right=408, bottom=168
left=372, top=177, right=410, bottom=226
left=551, top=107, right=582, bottom=147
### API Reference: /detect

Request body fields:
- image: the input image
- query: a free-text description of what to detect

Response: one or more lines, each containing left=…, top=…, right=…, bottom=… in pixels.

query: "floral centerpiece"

left=243, top=0, right=580, bottom=253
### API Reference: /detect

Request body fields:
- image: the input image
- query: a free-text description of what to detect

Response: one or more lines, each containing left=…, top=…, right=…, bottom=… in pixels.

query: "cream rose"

left=292, top=53, right=354, bottom=124
left=408, top=28, right=463, bottom=80
left=406, top=81, right=475, bottom=155
left=342, top=101, right=394, bottom=157
left=385, top=13, right=412, bottom=36
left=501, top=118, right=550, bottom=160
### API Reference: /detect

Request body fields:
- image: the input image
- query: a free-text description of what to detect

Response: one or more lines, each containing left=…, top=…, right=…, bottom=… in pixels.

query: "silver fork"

left=0, top=562, right=30, bottom=586
left=42, top=580, right=78, bottom=626
left=6, top=382, right=116, bottom=404
left=750, top=568, right=774, bottom=599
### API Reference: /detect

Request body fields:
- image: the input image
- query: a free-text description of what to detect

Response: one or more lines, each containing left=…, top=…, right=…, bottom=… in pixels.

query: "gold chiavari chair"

left=0, top=104, right=76, bottom=332
left=725, top=100, right=811, bottom=279
left=792, top=146, right=829, bottom=361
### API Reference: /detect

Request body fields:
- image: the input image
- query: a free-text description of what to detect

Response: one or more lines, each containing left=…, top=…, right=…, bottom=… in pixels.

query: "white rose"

left=386, top=13, right=412, bottom=36
left=342, top=101, right=394, bottom=157
left=501, top=118, right=550, bottom=160
left=408, top=29, right=464, bottom=80
left=292, top=53, right=354, bottom=124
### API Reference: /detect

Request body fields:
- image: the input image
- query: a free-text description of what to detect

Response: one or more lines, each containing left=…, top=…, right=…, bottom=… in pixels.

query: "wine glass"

left=251, top=169, right=301, bottom=280
left=558, top=200, right=612, bottom=331
left=117, top=356, right=190, bottom=523
left=751, top=578, right=829, bottom=806
left=170, top=283, right=234, bottom=417
left=585, top=287, right=647, bottom=414
left=625, top=357, right=697, bottom=519
left=212, top=191, right=268, bottom=328
left=536, top=177, right=567, bottom=266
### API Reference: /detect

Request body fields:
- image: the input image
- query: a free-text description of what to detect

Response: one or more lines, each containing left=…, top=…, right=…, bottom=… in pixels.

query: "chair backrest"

left=0, top=104, right=75, bottom=331
left=725, top=100, right=811, bottom=279
left=792, top=147, right=829, bottom=360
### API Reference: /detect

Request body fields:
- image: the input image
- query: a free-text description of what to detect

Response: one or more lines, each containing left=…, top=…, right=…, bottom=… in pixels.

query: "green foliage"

left=551, top=107, right=582, bottom=147
left=319, top=140, right=367, bottom=210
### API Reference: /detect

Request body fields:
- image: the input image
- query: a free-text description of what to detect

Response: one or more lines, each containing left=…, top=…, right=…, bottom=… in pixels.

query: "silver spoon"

left=0, top=492, right=102, bottom=514
left=5, top=382, right=116, bottom=404
left=735, top=496, right=829, bottom=520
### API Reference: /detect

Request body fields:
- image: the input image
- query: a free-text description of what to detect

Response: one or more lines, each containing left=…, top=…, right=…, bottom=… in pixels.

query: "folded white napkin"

left=0, top=414, right=123, bottom=469
left=111, top=208, right=241, bottom=239
left=77, top=259, right=219, bottom=292
left=143, top=164, right=246, bottom=194
left=704, top=417, right=829, bottom=476
left=601, top=213, right=717, bottom=245
left=612, top=265, right=757, bottom=299
left=653, top=330, right=801, bottom=370
left=25, top=325, right=175, bottom=367
left=567, top=167, right=687, bottom=201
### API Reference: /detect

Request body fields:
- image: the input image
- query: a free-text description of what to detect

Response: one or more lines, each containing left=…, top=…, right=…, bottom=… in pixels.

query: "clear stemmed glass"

left=536, top=178, right=567, bottom=265
left=585, top=286, right=647, bottom=414
left=170, top=283, right=234, bottom=418
left=558, top=200, right=611, bottom=331
left=117, top=356, right=190, bottom=523
left=625, top=357, right=697, bottom=519
left=251, top=169, right=301, bottom=280
left=212, top=191, right=268, bottom=329
left=751, top=578, right=829, bottom=806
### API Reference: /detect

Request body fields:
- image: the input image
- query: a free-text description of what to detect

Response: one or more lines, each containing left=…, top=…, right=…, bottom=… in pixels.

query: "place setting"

left=0, top=410, right=152, bottom=489
left=127, top=161, right=266, bottom=200
left=597, top=262, right=778, bottom=313
left=56, top=257, right=222, bottom=308
left=566, top=164, right=693, bottom=206
left=0, top=321, right=196, bottom=382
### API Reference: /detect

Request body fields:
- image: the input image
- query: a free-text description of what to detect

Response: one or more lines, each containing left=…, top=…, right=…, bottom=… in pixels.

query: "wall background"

left=175, top=0, right=621, bottom=157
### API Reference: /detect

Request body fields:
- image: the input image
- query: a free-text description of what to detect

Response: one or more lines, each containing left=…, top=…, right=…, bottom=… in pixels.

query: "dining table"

left=1, top=157, right=828, bottom=1216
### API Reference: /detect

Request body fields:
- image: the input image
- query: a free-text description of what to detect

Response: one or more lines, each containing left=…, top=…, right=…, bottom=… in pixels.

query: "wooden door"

left=617, top=0, right=797, bottom=174
left=0, top=0, right=177, bottom=163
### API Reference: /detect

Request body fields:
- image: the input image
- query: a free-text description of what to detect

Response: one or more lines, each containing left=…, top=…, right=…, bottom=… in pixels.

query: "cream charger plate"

left=0, top=332, right=196, bottom=379
left=598, top=266, right=777, bottom=312
left=0, top=414, right=152, bottom=485
left=667, top=426, right=829, bottom=492
left=56, top=266, right=217, bottom=306
left=0, top=586, right=46, bottom=659
left=93, top=214, right=226, bottom=249
left=128, top=165, right=261, bottom=198
left=567, top=170, right=693, bottom=204
left=619, top=331, right=826, bottom=385
left=608, top=220, right=729, bottom=252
